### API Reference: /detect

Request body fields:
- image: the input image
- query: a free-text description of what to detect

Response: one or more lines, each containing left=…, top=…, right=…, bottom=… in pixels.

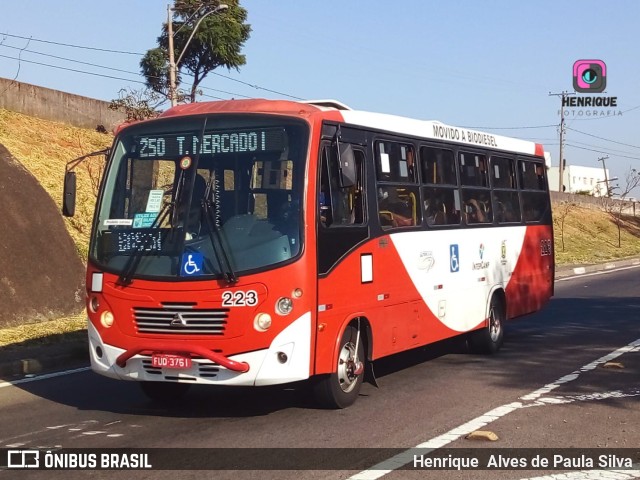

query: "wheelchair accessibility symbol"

left=450, top=244, right=459, bottom=273
left=181, top=253, right=203, bottom=276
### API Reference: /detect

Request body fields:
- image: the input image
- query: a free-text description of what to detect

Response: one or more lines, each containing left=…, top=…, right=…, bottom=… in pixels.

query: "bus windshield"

left=90, top=114, right=308, bottom=281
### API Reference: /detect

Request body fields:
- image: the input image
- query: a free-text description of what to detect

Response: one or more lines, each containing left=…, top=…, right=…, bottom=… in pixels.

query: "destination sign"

left=98, top=228, right=182, bottom=256
left=132, top=128, right=286, bottom=158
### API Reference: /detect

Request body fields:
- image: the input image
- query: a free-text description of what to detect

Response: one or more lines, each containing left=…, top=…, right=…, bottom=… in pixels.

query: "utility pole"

left=598, top=155, right=610, bottom=196
left=166, top=2, right=228, bottom=108
left=167, top=4, right=177, bottom=107
left=549, top=91, right=574, bottom=192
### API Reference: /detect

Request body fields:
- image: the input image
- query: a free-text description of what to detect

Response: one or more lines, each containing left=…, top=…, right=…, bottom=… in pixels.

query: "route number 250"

left=222, top=290, right=258, bottom=307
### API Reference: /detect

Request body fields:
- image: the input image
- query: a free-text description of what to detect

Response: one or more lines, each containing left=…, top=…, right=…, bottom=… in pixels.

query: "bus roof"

left=136, top=98, right=544, bottom=157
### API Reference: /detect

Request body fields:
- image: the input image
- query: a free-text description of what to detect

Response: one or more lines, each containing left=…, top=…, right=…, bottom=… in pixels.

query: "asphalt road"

left=1, top=266, right=639, bottom=480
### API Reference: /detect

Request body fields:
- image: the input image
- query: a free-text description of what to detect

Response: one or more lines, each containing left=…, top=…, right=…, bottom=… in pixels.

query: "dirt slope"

left=0, top=144, right=86, bottom=327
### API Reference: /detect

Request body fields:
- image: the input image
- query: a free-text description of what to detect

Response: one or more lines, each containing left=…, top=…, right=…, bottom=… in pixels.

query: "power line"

left=0, top=43, right=148, bottom=78
left=209, top=71, right=303, bottom=100
left=0, top=31, right=141, bottom=55
left=0, top=53, right=150, bottom=84
left=0, top=31, right=304, bottom=100
left=566, top=126, right=640, bottom=150
left=0, top=44, right=255, bottom=99
left=564, top=143, right=640, bottom=161
left=565, top=139, right=640, bottom=157
left=0, top=36, right=30, bottom=97
left=458, top=124, right=556, bottom=130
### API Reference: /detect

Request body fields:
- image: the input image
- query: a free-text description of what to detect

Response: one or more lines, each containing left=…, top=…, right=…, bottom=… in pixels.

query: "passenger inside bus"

left=320, top=171, right=357, bottom=226
left=270, top=192, right=300, bottom=252
left=464, top=198, right=490, bottom=224
left=425, top=199, right=447, bottom=226
left=184, top=173, right=208, bottom=239
left=378, top=187, right=415, bottom=228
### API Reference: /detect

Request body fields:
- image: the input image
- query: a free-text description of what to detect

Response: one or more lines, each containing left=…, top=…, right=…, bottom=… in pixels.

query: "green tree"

left=603, top=167, right=640, bottom=248
left=141, top=0, right=251, bottom=104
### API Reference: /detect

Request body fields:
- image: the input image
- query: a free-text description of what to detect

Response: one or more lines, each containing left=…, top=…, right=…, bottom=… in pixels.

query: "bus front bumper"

left=87, top=311, right=311, bottom=387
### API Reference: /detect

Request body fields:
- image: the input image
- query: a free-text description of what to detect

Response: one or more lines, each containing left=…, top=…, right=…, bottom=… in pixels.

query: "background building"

left=548, top=164, right=610, bottom=196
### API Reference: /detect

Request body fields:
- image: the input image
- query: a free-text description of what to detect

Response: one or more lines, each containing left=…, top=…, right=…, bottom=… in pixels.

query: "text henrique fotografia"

left=560, top=59, right=622, bottom=118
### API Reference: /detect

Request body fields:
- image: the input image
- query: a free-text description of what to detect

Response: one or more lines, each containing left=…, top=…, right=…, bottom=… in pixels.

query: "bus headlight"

left=254, top=313, right=272, bottom=332
left=100, top=310, right=114, bottom=328
left=276, top=297, right=293, bottom=316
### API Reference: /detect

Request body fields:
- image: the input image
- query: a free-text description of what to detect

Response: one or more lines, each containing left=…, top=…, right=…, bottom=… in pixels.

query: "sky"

left=1, top=0, right=639, bottom=194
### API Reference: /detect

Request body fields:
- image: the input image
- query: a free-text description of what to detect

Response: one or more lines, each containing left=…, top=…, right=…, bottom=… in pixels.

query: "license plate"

left=151, top=353, right=192, bottom=369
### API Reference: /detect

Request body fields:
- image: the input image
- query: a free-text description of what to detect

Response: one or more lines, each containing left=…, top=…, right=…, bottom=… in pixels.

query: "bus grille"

left=133, top=306, right=229, bottom=335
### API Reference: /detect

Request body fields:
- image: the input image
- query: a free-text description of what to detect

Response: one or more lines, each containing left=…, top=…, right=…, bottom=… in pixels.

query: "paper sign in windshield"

left=103, top=219, right=133, bottom=226
left=146, top=190, right=164, bottom=213
left=133, top=212, right=158, bottom=228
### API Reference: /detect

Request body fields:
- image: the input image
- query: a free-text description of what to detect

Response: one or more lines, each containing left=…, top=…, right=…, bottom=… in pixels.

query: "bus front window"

left=91, top=115, right=308, bottom=281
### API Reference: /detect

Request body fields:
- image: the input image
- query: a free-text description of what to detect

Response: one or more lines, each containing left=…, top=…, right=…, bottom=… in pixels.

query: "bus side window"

left=519, top=160, right=547, bottom=191
left=420, top=146, right=460, bottom=226
left=378, top=186, right=419, bottom=228
left=319, top=145, right=365, bottom=227
left=459, top=152, right=489, bottom=188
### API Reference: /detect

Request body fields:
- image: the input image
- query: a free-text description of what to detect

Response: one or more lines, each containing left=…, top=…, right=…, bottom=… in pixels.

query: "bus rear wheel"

left=139, top=381, right=191, bottom=402
left=468, top=295, right=505, bottom=354
left=314, top=326, right=364, bottom=409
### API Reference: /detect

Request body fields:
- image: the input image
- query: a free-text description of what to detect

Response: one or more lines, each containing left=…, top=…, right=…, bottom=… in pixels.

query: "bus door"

left=316, top=131, right=369, bottom=367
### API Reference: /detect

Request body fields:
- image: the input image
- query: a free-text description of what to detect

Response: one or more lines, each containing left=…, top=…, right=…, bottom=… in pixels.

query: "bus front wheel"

left=468, top=295, right=505, bottom=354
left=314, top=326, right=364, bottom=409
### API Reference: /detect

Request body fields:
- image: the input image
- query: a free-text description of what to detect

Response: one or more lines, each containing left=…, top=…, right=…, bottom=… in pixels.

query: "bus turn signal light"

left=276, top=297, right=293, bottom=315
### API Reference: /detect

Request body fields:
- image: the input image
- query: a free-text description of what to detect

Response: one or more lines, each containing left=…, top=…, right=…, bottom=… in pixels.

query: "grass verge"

left=0, top=313, right=86, bottom=348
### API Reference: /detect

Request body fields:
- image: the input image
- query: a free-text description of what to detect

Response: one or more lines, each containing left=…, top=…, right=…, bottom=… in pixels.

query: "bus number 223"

left=222, top=290, right=258, bottom=307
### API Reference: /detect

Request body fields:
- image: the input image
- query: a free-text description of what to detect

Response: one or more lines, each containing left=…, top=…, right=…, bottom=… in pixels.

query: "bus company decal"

left=472, top=243, right=490, bottom=271
left=390, top=227, right=528, bottom=333
left=418, top=251, right=435, bottom=271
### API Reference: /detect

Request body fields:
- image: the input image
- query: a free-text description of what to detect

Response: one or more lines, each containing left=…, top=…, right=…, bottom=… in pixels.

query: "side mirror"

left=62, top=171, right=77, bottom=217
left=338, top=143, right=356, bottom=188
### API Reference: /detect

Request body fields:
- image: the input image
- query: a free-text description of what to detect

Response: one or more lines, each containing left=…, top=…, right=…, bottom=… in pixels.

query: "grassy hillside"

left=553, top=202, right=640, bottom=265
left=0, top=109, right=112, bottom=258
left=1, top=108, right=639, bottom=265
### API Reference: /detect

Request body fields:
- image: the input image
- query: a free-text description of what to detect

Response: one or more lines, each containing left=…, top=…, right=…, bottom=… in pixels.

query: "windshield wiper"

left=201, top=197, right=238, bottom=285
left=116, top=165, right=189, bottom=286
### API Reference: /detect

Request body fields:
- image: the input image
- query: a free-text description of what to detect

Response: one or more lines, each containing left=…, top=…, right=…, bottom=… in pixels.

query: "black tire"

left=139, top=381, right=191, bottom=402
left=468, top=295, right=505, bottom=354
left=314, top=325, right=364, bottom=409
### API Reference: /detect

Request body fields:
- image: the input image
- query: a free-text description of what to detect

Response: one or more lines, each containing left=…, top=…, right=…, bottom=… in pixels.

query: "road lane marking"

left=524, top=388, right=640, bottom=408
left=347, top=336, right=640, bottom=480
left=0, top=366, right=90, bottom=389
left=521, top=339, right=640, bottom=402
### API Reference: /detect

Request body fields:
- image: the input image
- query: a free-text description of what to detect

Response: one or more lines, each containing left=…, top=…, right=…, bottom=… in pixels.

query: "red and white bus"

left=63, top=99, right=554, bottom=408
